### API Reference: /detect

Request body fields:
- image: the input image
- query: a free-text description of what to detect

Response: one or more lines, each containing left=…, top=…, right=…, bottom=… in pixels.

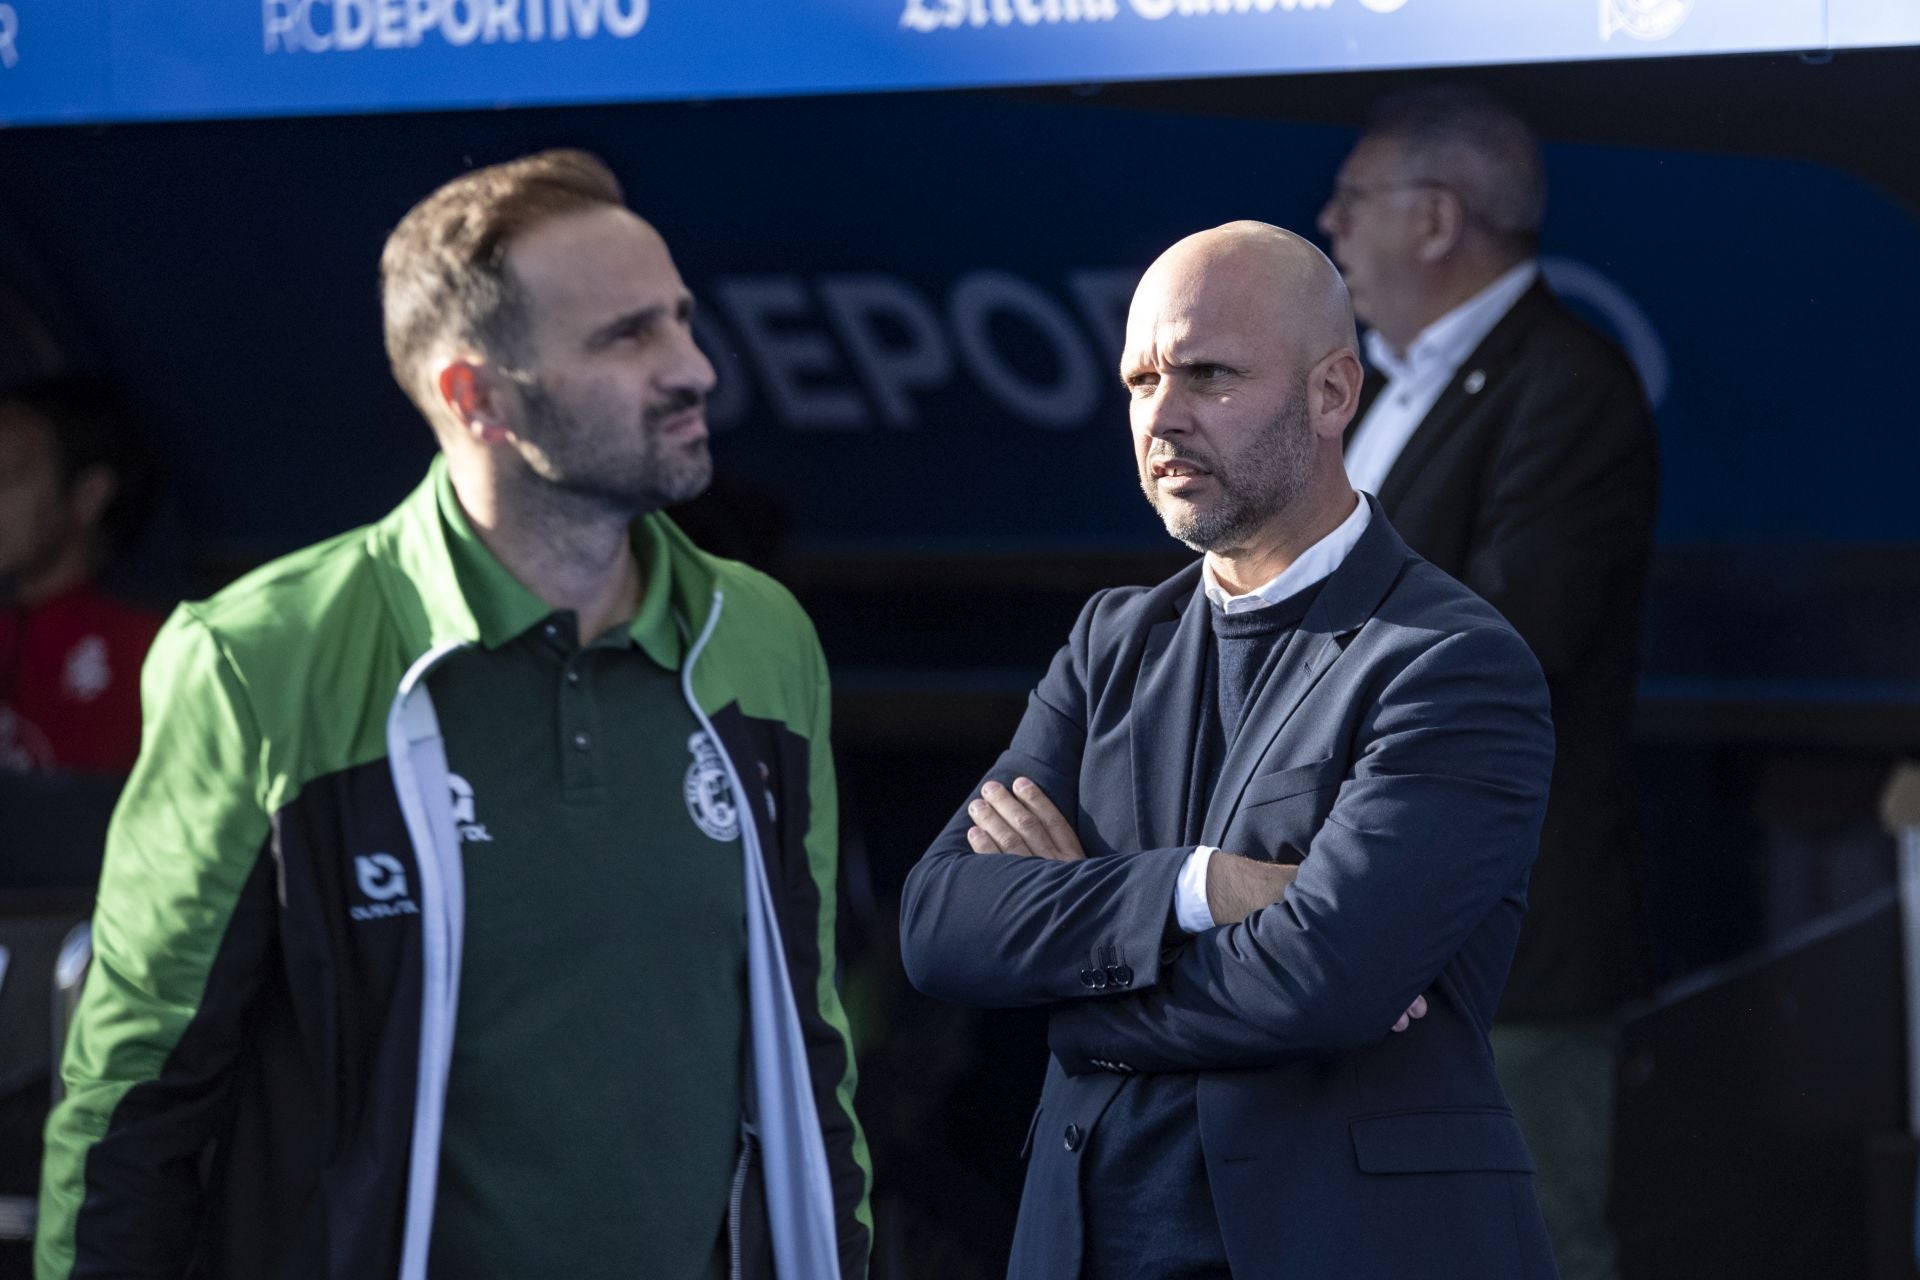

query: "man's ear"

left=1309, top=348, right=1365, bottom=440
left=1414, top=187, right=1467, bottom=266
left=436, top=357, right=515, bottom=446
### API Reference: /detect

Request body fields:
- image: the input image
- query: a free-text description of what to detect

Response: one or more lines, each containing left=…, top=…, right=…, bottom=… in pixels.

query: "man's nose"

left=1316, top=198, right=1342, bottom=240
left=1137, top=386, right=1189, bottom=438
left=669, top=329, right=719, bottom=397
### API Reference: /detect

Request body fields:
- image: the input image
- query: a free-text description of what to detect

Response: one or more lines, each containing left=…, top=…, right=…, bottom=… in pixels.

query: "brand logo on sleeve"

left=683, top=732, right=741, bottom=842
left=351, top=853, right=420, bottom=921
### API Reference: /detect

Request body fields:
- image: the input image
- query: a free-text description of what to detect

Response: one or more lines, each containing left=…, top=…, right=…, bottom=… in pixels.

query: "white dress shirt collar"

left=1363, top=259, right=1539, bottom=387
left=1345, top=260, right=1539, bottom=498
left=1201, top=492, right=1372, bottom=616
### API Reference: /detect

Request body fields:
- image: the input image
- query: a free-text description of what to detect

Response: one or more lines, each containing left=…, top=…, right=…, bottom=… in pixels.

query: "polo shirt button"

left=1079, top=968, right=1106, bottom=990
left=565, top=669, right=581, bottom=686
left=1063, top=1124, right=1082, bottom=1153
left=543, top=623, right=559, bottom=638
left=572, top=731, right=592, bottom=751
left=1107, top=964, right=1133, bottom=989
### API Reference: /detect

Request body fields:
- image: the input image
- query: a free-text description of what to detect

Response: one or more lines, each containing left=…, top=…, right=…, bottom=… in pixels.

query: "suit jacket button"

left=1079, top=968, right=1107, bottom=990
left=1063, top=1124, right=1082, bottom=1152
left=1106, top=964, right=1133, bottom=989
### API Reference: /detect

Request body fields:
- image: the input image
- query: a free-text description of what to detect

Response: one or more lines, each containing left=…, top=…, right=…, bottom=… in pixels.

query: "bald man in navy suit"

left=902, top=221, right=1558, bottom=1279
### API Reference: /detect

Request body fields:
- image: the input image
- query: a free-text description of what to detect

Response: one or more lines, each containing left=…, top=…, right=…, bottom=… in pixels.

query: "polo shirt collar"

left=433, top=461, right=687, bottom=670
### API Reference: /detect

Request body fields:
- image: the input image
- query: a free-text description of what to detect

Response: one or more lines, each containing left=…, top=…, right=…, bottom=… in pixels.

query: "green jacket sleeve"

left=37, top=608, right=277, bottom=1280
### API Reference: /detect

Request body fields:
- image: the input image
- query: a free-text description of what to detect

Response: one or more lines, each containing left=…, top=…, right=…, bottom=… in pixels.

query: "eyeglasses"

left=1322, top=178, right=1449, bottom=217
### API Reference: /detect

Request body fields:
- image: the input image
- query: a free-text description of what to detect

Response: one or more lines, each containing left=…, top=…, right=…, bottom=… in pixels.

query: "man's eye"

left=1190, top=365, right=1222, bottom=381
left=1126, top=375, right=1159, bottom=396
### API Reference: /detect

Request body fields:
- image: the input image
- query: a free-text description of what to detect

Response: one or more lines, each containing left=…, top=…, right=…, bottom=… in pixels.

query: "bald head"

left=1121, top=221, right=1365, bottom=582
left=1130, top=220, right=1358, bottom=376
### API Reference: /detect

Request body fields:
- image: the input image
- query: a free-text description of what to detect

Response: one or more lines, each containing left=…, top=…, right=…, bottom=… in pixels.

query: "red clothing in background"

left=0, top=585, right=162, bottom=773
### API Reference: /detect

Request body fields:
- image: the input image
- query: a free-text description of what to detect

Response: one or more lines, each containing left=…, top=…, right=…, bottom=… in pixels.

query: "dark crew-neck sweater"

left=1181, top=580, right=1326, bottom=854
left=1210, top=581, right=1324, bottom=745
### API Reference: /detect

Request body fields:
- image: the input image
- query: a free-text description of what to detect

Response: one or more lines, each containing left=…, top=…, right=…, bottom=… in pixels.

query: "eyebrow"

left=1120, top=352, right=1233, bottom=379
left=583, top=294, right=694, bottom=351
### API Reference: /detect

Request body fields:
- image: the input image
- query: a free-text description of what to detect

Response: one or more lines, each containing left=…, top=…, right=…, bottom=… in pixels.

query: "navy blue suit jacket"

left=901, top=501, right=1559, bottom=1279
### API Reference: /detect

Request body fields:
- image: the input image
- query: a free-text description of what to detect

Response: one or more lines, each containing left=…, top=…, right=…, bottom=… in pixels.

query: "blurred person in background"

left=1320, top=85, right=1659, bottom=1280
left=0, top=375, right=161, bottom=774
left=37, top=150, right=868, bottom=1280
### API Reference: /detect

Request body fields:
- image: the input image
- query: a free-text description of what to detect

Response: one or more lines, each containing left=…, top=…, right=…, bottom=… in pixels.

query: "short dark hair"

left=379, top=149, right=626, bottom=415
left=1366, top=86, right=1546, bottom=249
left=1, top=374, right=159, bottom=557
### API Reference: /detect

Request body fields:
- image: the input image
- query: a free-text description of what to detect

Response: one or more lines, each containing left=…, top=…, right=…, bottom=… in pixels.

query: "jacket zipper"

left=728, top=1121, right=759, bottom=1280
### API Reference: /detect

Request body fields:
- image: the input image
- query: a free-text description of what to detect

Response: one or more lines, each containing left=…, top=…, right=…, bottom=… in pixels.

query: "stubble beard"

left=1142, top=392, right=1315, bottom=556
left=517, top=382, right=712, bottom=520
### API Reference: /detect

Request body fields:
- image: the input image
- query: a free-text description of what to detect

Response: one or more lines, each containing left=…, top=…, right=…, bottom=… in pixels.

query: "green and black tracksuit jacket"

left=36, top=460, right=872, bottom=1279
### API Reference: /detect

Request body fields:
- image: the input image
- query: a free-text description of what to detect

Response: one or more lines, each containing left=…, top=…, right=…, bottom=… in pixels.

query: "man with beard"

left=902, top=222, right=1557, bottom=1279
left=39, top=151, right=870, bottom=1280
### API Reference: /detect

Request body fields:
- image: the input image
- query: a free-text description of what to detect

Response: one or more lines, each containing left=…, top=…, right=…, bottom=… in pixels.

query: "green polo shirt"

left=425, top=488, right=745, bottom=1280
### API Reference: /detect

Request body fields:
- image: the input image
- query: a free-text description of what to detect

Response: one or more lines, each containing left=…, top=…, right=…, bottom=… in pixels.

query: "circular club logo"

left=683, top=731, right=741, bottom=843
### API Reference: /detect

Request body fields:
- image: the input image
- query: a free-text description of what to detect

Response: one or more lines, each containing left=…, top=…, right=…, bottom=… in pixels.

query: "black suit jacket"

left=1355, top=278, right=1658, bottom=1017
left=901, top=504, right=1558, bottom=1280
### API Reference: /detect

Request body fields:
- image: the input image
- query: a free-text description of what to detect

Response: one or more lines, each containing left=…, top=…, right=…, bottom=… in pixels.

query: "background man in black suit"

left=1320, top=85, right=1659, bottom=1280
left=902, top=222, right=1558, bottom=1279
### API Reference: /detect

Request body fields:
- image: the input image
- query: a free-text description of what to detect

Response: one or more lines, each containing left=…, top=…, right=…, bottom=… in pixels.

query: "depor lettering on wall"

left=693, top=259, right=1665, bottom=435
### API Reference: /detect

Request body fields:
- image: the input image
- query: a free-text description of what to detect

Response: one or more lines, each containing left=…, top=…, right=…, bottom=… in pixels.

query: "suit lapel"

left=1199, top=499, right=1412, bottom=845
left=1375, top=280, right=1553, bottom=513
left=1130, top=582, right=1212, bottom=852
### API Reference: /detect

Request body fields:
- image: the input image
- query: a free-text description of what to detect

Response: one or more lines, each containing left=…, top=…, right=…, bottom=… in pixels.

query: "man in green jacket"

left=38, top=150, right=871, bottom=1280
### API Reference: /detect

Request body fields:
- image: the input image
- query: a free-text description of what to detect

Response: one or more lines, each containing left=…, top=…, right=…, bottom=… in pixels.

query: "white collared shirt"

left=1174, top=492, right=1372, bottom=933
left=1343, top=259, right=1538, bottom=497
left=1200, top=491, right=1372, bottom=616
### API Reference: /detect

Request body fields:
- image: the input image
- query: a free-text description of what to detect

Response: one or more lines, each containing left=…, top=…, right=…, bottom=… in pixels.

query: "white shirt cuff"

left=1175, top=845, right=1217, bottom=934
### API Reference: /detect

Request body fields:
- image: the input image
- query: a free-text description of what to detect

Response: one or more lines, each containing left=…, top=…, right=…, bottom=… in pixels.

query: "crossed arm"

left=899, top=620, right=1551, bottom=1076
left=963, top=778, right=1427, bottom=1037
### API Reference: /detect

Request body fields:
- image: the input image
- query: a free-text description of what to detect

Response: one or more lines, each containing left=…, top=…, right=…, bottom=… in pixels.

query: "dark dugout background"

left=3, top=46, right=1918, bottom=1279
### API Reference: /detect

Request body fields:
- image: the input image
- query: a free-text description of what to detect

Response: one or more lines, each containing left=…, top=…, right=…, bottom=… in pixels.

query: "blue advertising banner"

left=1833, top=0, right=1920, bottom=48
left=0, top=0, right=1913, bottom=128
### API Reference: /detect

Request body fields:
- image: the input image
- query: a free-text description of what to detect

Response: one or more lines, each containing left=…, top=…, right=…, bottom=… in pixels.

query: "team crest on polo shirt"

left=683, top=731, right=741, bottom=842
